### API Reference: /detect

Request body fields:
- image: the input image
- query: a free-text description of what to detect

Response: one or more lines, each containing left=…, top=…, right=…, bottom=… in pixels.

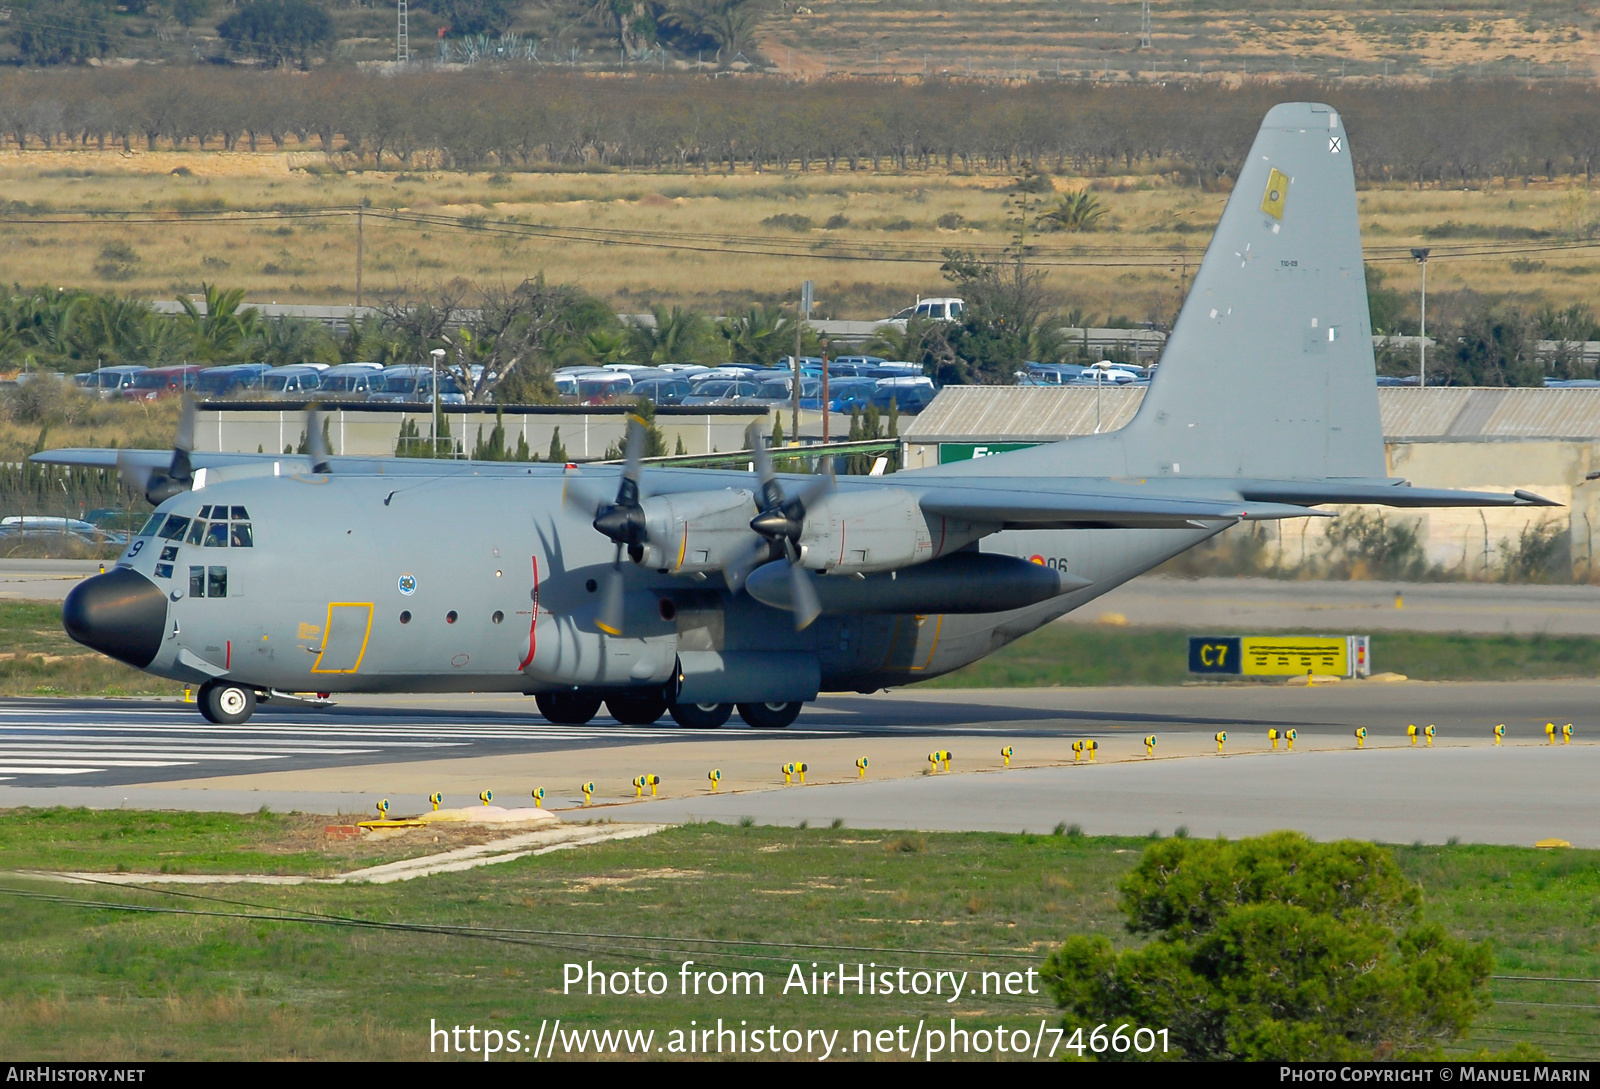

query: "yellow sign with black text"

left=1239, top=637, right=1348, bottom=676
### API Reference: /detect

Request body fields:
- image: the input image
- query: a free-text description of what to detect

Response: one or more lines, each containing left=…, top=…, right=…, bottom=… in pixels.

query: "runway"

left=0, top=683, right=1592, bottom=846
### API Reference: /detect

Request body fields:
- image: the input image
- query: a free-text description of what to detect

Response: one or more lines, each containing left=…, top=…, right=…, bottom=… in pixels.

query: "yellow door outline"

left=311, top=602, right=374, bottom=674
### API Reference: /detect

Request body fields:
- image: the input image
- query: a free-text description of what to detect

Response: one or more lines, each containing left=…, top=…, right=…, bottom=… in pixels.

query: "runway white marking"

left=0, top=767, right=103, bottom=775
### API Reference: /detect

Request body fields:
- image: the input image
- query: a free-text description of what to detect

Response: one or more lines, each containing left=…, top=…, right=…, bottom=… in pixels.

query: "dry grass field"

left=2, top=147, right=1595, bottom=323
left=762, top=0, right=1598, bottom=80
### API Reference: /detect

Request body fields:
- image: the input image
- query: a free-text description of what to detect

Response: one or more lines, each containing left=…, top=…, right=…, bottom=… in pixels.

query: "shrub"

left=1040, top=832, right=1492, bottom=1061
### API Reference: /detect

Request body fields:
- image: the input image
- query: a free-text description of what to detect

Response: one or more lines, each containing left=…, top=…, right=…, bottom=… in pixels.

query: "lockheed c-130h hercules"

left=46, top=103, right=1553, bottom=728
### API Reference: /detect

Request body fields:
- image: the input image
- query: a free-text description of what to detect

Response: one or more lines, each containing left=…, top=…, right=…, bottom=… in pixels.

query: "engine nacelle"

left=636, top=488, right=758, bottom=574
left=798, top=487, right=994, bottom=575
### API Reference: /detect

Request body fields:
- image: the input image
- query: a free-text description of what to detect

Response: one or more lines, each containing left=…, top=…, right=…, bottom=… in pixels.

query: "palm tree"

left=662, top=0, right=762, bottom=64
left=718, top=304, right=792, bottom=366
left=1040, top=190, right=1105, bottom=232
left=628, top=304, right=718, bottom=365
left=177, top=283, right=260, bottom=361
left=66, top=295, right=154, bottom=365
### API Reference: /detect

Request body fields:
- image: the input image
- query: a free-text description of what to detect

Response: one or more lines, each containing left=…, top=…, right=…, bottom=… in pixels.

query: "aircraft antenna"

left=1139, top=0, right=1152, bottom=49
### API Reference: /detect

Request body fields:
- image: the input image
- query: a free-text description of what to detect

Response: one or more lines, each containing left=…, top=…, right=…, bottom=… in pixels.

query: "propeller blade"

left=562, top=471, right=610, bottom=516
left=785, top=554, right=823, bottom=631
left=115, top=450, right=155, bottom=503
left=170, top=395, right=195, bottom=485
left=306, top=403, right=331, bottom=474
left=595, top=546, right=626, bottom=636
left=745, top=422, right=783, bottom=511
left=721, top=537, right=774, bottom=594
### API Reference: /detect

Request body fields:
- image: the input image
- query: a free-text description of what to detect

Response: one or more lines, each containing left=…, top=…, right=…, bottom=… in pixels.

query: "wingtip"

left=1513, top=489, right=1563, bottom=507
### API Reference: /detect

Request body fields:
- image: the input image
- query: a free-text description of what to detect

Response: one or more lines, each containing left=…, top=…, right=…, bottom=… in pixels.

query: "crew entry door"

left=312, top=603, right=374, bottom=674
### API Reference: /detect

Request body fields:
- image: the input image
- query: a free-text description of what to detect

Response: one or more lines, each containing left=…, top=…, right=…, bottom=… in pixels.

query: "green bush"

left=1041, top=831, right=1492, bottom=1061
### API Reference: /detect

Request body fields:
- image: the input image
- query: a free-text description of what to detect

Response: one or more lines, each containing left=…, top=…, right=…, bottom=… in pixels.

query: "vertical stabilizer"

left=927, top=102, right=1387, bottom=483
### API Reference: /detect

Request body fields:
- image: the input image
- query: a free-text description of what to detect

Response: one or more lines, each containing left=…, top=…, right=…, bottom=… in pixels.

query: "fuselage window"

left=229, top=523, right=253, bottom=548
left=186, top=521, right=205, bottom=545
left=189, top=566, right=206, bottom=598
left=204, top=523, right=229, bottom=548
left=207, top=566, right=228, bottom=598
left=159, top=516, right=190, bottom=541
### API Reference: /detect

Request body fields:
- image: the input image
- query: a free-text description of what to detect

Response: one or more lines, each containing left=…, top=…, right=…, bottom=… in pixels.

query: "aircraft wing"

left=916, top=486, right=1329, bottom=530
left=1237, top=480, right=1560, bottom=508
left=31, top=449, right=270, bottom=471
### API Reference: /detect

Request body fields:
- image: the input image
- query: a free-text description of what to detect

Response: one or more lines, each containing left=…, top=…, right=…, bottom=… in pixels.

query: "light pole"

left=1411, top=247, right=1430, bottom=387
left=429, top=347, right=446, bottom=457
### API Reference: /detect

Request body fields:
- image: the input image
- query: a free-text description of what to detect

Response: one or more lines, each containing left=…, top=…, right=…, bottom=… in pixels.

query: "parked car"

left=317, top=363, right=386, bottom=397
left=682, top=380, right=760, bottom=406
left=123, top=365, right=203, bottom=401
left=370, top=365, right=466, bottom=404
left=555, top=368, right=635, bottom=404
left=752, top=376, right=826, bottom=410
left=825, top=377, right=881, bottom=414
left=630, top=377, right=694, bottom=406
left=884, top=297, right=964, bottom=327
left=75, top=366, right=147, bottom=398
left=1023, top=362, right=1087, bottom=385
left=194, top=363, right=273, bottom=398
left=868, top=382, right=936, bottom=414
left=261, top=365, right=326, bottom=398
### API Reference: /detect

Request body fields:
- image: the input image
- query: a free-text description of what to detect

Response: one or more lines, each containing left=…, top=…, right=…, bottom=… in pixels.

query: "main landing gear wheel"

left=536, top=691, right=604, bottom=725
left=669, top=701, right=733, bottom=729
left=198, top=681, right=257, bottom=725
left=606, top=692, right=668, bottom=726
left=736, top=701, right=803, bottom=729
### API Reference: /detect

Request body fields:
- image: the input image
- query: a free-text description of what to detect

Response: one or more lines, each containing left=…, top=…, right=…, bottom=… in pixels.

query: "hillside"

left=1, top=0, right=1595, bottom=79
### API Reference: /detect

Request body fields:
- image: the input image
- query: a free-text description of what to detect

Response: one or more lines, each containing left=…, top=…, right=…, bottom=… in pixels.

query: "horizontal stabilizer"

left=917, top=486, right=1330, bottom=529
left=1238, top=481, right=1561, bottom=508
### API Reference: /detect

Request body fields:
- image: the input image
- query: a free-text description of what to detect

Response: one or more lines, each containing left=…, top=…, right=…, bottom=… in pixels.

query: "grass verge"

left=923, top=625, right=1600, bottom=688
left=0, top=811, right=1593, bottom=1060
left=0, top=602, right=179, bottom=698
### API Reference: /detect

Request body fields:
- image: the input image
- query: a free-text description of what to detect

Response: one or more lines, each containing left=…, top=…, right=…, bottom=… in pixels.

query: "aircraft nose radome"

left=62, top=568, right=167, bottom=670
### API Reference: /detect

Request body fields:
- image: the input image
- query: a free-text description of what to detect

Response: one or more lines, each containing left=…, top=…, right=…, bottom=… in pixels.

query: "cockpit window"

left=139, top=514, right=163, bottom=537
left=230, top=506, right=250, bottom=520
left=186, top=520, right=206, bottom=545
left=159, top=516, right=190, bottom=541
left=203, top=522, right=229, bottom=547
left=229, top=523, right=253, bottom=548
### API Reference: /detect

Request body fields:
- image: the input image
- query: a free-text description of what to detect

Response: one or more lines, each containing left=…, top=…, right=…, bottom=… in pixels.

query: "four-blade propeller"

left=567, top=419, right=835, bottom=635
left=566, top=415, right=650, bottom=636
left=723, top=423, right=834, bottom=631
left=117, top=395, right=196, bottom=506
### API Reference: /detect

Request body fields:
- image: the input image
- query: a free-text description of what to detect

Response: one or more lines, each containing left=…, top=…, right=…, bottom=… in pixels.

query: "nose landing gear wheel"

left=736, top=701, right=802, bottom=729
left=198, top=681, right=257, bottom=725
left=535, top=691, right=604, bottom=725
left=606, top=692, right=668, bottom=726
left=669, top=701, right=733, bottom=729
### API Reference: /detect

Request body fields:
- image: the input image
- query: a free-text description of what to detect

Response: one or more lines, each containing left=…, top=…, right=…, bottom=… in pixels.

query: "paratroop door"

left=312, top=603, right=373, bottom=674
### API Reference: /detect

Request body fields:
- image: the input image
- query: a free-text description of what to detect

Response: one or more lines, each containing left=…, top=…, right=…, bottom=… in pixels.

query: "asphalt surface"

left=0, top=684, right=1593, bottom=846
left=0, top=682, right=1590, bottom=789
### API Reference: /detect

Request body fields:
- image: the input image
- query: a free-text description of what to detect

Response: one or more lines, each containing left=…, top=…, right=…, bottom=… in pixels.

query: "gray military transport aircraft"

left=42, top=103, right=1552, bottom=728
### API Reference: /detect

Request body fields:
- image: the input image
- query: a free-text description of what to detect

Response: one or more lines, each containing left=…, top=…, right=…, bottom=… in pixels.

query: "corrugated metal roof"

left=903, top=385, right=1145, bottom=441
left=903, top=386, right=1600, bottom=442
